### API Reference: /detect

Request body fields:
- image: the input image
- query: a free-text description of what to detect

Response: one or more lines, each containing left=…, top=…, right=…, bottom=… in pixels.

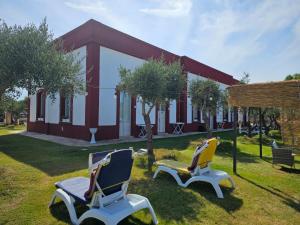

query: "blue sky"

left=1, top=0, right=300, bottom=94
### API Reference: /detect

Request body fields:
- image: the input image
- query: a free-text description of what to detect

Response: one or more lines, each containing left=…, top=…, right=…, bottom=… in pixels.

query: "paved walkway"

left=20, top=129, right=233, bottom=147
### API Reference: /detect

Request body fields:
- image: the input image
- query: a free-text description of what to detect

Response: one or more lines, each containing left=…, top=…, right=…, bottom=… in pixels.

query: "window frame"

left=36, top=89, right=46, bottom=121
left=60, top=94, right=73, bottom=123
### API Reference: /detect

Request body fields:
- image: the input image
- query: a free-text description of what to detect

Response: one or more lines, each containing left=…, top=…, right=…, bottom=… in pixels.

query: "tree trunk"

left=142, top=101, right=155, bottom=171
left=203, top=110, right=212, bottom=138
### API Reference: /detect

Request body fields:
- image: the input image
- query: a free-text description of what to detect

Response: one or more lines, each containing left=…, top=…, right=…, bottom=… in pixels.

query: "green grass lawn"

left=0, top=126, right=299, bottom=225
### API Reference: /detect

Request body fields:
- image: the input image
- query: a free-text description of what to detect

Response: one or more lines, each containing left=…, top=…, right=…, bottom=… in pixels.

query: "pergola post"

left=259, top=107, right=262, bottom=158
left=233, top=106, right=238, bottom=174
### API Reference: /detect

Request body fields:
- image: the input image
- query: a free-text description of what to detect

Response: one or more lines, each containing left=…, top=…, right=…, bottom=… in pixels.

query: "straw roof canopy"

left=227, top=80, right=300, bottom=148
left=227, top=80, right=300, bottom=108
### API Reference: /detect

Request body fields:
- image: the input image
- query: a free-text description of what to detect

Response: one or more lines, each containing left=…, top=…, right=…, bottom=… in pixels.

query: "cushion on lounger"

left=155, top=160, right=190, bottom=173
left=188, top=140, right=209, bottom=171
left=85, top=149, right=134, bottom=199
left=197, top=138, right=218, bottom=168
left=55, top=177, right=90, bottom=204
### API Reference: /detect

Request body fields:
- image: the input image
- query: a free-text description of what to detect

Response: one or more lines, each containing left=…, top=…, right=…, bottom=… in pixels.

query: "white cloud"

left=64, top=0, right=107, bottom=14
left=190, top=0, right=300, bottom=76
left=140, top=0, right=192, bottom=17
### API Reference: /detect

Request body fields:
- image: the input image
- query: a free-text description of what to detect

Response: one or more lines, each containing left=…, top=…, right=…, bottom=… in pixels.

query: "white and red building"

left=27, top=19, right=238, bottom=141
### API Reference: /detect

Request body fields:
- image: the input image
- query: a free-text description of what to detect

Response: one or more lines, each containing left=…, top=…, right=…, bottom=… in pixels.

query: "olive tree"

left=119, top=57, right=185, bottom=170
left=189, top=79, right=222, bottom=138
left=0, top=18, right=85, bottom=102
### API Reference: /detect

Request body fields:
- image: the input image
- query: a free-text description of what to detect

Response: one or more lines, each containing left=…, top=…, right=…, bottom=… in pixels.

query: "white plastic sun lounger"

left=153, top=138, right=235, bottom=198
left=49, top=149, right=158, bottom=225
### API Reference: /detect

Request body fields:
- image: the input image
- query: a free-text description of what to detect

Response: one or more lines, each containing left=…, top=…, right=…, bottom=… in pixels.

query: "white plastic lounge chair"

left=49, top=149, right=158, bottom=225
left=153, top=138, right=235, bottom=198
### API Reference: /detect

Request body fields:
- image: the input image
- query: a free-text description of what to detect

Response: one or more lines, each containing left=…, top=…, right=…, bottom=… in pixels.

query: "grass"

left=0, top=126, right=299, bottom=225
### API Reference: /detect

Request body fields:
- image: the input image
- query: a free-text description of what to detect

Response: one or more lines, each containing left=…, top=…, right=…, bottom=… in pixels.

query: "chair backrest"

left=188, top=138, right=218, bottom=172
left=271, top=146, right=294, bottom=167
left=198, top=138, right=218, bottom=168
left=96, top=149, right=134, bottom=196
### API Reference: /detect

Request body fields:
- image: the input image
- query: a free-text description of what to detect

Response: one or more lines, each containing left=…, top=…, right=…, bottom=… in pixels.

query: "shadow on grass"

left=149, top=171, right=243, bottom=216
left=130, top=174, right=201, bottom=223
left=0, top=131, right=233, bottom=176
left=49, top=173, right=200, bottom=224
left=237, top=175, right=300, bottom=212
left=50, top=196, right=154, bottom=225
left=0, top=134, right=90, bottom=176
left=216, top=141, right=259, bottom=164
left=0, top=130, right=261, bottom=177
left=279, top=167, right=300, bottom=174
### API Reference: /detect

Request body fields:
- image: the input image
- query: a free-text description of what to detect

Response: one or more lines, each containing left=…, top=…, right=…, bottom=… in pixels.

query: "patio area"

left=20, top=129, right=233, bottom=147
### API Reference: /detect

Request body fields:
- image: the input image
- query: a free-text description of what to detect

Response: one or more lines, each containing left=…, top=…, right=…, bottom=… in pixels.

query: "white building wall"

left=169, top=100, right=177, bottom=123
left=29, top=94, right=36, bottom=122
left=45, top=93, right=60, bottom=124
left=99, top=46, right=146, bottom=126
left=135, top=99, right=156, bottom=124
left=71, top=46, right=86, bottom=126
left=29, top=46, right=87, bottom=125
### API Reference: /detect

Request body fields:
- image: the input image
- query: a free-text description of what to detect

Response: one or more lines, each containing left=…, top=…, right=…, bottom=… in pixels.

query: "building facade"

left=27, top=19, right=238, bottom=141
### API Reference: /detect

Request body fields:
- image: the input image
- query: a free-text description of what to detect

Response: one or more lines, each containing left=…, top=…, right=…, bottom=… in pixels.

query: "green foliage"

left=119, top=57, right=184, bottom=169
left=268, top=129, right=281, bottom=139
left=0, top=18, right=85, bottom=101
left=285, top=73, right=300, bottom=80
left=0, top=94, right=27, bottom=119
left=189, top=79, right=222, bottom=115
left=189, top=79, right=222, bottom=136
left=119, top=57, right=185, bottom=109
left=239, top=72, right=250, bottom=84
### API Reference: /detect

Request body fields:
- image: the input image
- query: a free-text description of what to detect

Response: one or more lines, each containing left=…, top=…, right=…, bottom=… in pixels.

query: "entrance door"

left=119, top=91, right=131, bottom=137
left=158, top=104, right=165, bottom=133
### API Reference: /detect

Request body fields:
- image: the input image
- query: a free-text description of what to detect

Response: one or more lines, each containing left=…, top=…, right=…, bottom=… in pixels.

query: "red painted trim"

left=59, top=19, right=237, bottom=85
left=181, top=56, right=238, bottom=85
left=86, top=42, right=100, bottom=128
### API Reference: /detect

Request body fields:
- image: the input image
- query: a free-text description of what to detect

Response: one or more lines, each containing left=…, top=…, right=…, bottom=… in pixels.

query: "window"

left=60, top=95, right=72, bottom=123
left=192, top=105, right=200, bottom=122
left=223, top=108, right=229, bottom=122
left=36, top=90, right=45, bottom=121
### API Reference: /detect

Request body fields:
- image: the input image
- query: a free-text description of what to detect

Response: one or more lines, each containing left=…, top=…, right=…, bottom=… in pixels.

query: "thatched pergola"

left=227, top=80, right=300, bottom=173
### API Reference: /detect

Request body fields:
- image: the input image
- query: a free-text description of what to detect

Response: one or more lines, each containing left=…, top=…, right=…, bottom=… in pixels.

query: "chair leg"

left=145, top=198, right=158, bottom=225
left=211, top=182, right=224, bottom=198
left=227, top=176, right=236, bottom=188
left=152, top=167, right=161, bottom=179
left=49, top=192, right=57, bottom=207
left=153, top=166, right=184, bottom=186
left=49, top=189, right=79, bottom=225
left=78, top=208, right=111, bottom=225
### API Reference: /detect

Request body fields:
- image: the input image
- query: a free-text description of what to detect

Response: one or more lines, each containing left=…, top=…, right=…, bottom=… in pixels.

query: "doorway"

left=119, top=91, right=131, bottom=137
left=158, top=104, right=166, bottom=133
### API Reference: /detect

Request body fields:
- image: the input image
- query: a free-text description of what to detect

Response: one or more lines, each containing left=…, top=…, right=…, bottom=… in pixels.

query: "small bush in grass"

left=268, top=130, right=281, bottom=140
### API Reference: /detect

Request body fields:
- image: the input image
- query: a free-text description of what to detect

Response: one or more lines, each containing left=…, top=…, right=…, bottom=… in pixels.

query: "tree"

left=119, top=57, right=185, bottom=170
left=189, top=79, right=222, bottom=138
left=285, top=73, right=300, bottom=80
left=239, top=72, right=250, bottom=84
left=0, top=18, right=85, bottom=103
left=0, top=94, right=27, bottom=123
